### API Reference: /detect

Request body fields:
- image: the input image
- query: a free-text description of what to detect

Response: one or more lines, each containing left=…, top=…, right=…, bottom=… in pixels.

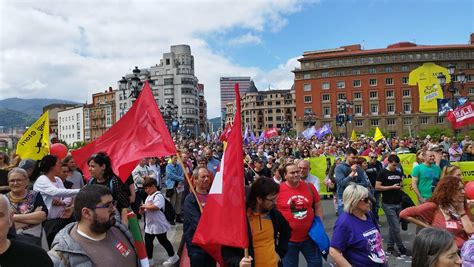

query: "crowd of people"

left=0, top=133, right=473, bottom=266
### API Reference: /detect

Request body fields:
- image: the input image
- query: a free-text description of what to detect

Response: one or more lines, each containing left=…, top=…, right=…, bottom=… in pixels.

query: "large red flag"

left=72, top=81, right=177, bottom=182
left=446, top=103, right=474, bottom=129
left=192, top=84, right=248, bottom=266
left=264, top=127, right=279, bottom=139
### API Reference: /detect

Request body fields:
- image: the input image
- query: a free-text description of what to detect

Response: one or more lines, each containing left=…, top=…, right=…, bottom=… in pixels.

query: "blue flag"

left=437, top=98, right=452, bottom=117
left=258, top=131, right=265, bottom=144
left=243, top=126, right=249, bottom=145
left=458, top=97, right=468, bottom=107
left=315, top=124, right=332, bottom=140
left=250, top=131, right=257, bottom=143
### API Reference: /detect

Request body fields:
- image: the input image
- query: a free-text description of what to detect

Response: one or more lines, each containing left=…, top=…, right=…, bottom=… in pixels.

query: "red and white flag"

left=192, top=84, right=248, bottom=266
left=446, top=103, right=474, bottom=129
left=71, top=81, right=177, bottom=182
left=264, top=127, right=279, bottom=139
left=219, top=123, right=232, bottom=142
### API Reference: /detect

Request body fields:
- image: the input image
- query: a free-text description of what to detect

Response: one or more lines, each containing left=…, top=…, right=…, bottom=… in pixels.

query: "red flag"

left=446, top=103, right=474, bottom=129
left=192, top=84, right=248, bottom=266
left=219, top=123, right=232, bottom=141
left=264, top=127, right=279, bottom=139
left=71, top=81, right=177, bottom=182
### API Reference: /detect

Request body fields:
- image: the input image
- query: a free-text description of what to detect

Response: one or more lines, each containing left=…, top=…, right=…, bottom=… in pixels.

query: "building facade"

left=293, top=34, right=474, bottom=136
left=58, top=106, right=84, bottom=146
left=43, top=103, right=79, bottom=139
left=226, top=81, right=296, bottom=135
left=220, top=76, right=251, bottom=128
left=117, top=45, right=204, bottom=138
left=197, top=83, right=209, bottom=134
left=84, top=87, right=116, bottom=142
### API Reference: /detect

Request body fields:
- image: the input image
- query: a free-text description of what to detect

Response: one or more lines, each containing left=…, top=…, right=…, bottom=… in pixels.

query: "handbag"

left=16, top=223, right=43, bottom=247
left=308, top=216, right=330, bottom=260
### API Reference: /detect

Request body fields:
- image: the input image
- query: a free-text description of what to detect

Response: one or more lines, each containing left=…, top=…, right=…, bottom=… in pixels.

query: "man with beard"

left=48, top=185, right=138, bottom=267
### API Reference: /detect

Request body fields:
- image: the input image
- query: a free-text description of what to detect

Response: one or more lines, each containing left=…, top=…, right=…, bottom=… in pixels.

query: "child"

left=140, top=179, right=179, bottom=266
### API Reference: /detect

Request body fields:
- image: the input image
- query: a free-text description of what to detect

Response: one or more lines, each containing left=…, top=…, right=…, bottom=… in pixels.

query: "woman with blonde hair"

left=440, top=165, right=462, bottom=179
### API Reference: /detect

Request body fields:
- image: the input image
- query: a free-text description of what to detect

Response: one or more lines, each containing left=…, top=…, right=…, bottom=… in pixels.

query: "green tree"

left=418, top=126, right=453, bottom=140
left=366, top=127, right=390, bottom=139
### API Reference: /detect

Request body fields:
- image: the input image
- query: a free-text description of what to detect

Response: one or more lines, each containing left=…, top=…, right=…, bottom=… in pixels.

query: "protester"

left=400, top=175, right=473, bottom=248
left=32, top=155, right=80, bottom=247
left=395, top=140, right=411, bottom=154
left=271, top=164, right=283, bottom=184
left=298, top=159, right=321, bottom=193
left=412, top=228, right=461, bottom=267
left=183, top=167, right=215, bottom=267
left=276, top=163, right=323, bottom=266
left=48, top=185, right=139, bottom=266
left=366, top=152, right=382, bottom=222
left=0, top=151, right=10, bottom=169
left=87, top=152, right=131, bottom=225
left=222, top=177, right=291, bottom=267
left=147, top=157, right=161, bottom=187
left=411, top=150, right=441, bottom=203
left=330, top=184, right=386, bottom=266
left=0, top=194, right=53, bottom=267
left=6, top=167, right=48, bottom=247
left=131, top=158, right=154, bottom=218
left=412, top=150, right=425, bottom=169
left=375, top=155, right=410, bottom=257
left=461, top=143, right=474, bottom=161
left=335, top=147, right=371, bottom=215
left=62, top=155, right=84, bottom=189
left=58, top=163, right=74, bottom=189
left=449, top=142, right=462, bottom=162
left=245, top=157, right=271, bottom=185
left=140, top=178, right=178, bottom=266
left=165, top=155, right=185, bottom=224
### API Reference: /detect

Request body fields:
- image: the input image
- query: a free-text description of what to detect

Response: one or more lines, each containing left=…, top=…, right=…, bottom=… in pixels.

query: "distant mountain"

left=0, top=98, right=79, bottom=117
left=209, top=117, right=222, bottom=132
left=0, top=108, right=37, bottom=128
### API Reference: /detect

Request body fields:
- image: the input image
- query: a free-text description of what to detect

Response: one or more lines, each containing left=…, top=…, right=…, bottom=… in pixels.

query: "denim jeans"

left=337, top=197, right=344, bottom=215
left=382, top=203, right=404, bottom=249
left=371, top=191, right=381, bottom=222
left=282, top=239, right=322, bottom=267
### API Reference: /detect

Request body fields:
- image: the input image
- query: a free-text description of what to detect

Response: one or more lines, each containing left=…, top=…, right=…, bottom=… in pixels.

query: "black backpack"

left=153, top=192, right=176, bottom=224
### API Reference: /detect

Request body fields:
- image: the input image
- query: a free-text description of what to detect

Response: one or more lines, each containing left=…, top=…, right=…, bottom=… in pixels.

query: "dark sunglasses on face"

left=360, top=197, right=370, bottom=203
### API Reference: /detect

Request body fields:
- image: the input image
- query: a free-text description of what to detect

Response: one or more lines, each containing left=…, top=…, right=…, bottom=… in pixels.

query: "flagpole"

left=176, top=152, right=203, bottom=213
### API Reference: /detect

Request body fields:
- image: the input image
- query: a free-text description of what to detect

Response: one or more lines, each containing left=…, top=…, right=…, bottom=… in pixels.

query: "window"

left=387, top=103, right=395, bottom=113
left=337, top=81, right=345, bottom=89
left=353, top=92, right=362, bottom=99
left=403, top=89, right=411, bottom=97
left=403, top=102, right=412, bottom=113
left=304, top=96, right=312, bottom=103
left=420, top=117, right=429, bottom=124
left=401, top=66, right=409, bottom=72
left=369, top=79, right=377, bottom=86
left=164, top=78, right=173, bottom=85
left=385, top=66, right=393, bottom=73
left=437, top=117, right=445, bottom=124
left=371, top=119, right=379, bottom=126
left=402, top=77, right=409, bottom=84
left=371, top=104, right=379, bottom=114
left=337, top=93, right=346, bottom=100
left=387, top=118, right=396, bottom=125
left=303, top=84, right=311, bottom=91
left=369, top=67, right=377, bottom=74
left=386, top=90, right=394, bottom=98
left=166, top=58, right=170, bottom=65
left=403, top=117, right=412, bottom=125
left=322, top=94, right=330, bottom=101
left=321, top=82, right=330, bottom=90
left=304, top=108, right=313, bottom=115
left=321, top=71, right=329, bottom=77
left=353, top=120, right=362, bottom=127
left=469, top=88, right=474, bottom=95
left=303, top=73, right=311, bottom=79
left=354, top=104, right=362, bottom=115
left=353, top=80, right=361, bottom=87
left=323, top=107, right=331, bottom=116
left=352, top=69, right=361, bottom=75
left=385, top=78, right=394, bottom=85
left=369, top=91, right=378, bottom=98
left=336, top=70, right=344, bottom=76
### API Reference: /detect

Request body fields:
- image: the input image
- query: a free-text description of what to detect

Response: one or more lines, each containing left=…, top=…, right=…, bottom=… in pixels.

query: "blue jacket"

left=165, top=162, right=184, bottom=189
left=335, top=162, right=370, bottom=198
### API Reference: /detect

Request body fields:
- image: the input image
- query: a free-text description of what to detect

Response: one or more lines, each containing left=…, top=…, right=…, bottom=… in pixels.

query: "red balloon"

left=50, top=143, right=68, bottom=160
left=465, top=181, right=474, bottom=200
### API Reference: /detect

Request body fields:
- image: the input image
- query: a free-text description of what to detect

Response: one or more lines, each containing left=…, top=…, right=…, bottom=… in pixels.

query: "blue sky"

left=206, top=0, right=473, bottom=72
left=1, top=0, right=473, bottom=118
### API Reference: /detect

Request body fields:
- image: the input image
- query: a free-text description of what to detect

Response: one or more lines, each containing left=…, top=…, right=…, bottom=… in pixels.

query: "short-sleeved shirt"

left=71, top=225, right=137, bottom=267
left=144, top=192, right=171, bottom=235
left=0, top=239, right=53, bottom=267
left=376, top=168, right=403, bottom=205
left=331, top=212, right=385, bottom=267
left=411, top=163, right=441, bottom=199
left=276, top=181, right=320, bottom=242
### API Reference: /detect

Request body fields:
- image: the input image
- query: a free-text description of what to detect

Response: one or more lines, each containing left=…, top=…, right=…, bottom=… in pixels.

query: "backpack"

left=152, top=192, right=176, bottom=224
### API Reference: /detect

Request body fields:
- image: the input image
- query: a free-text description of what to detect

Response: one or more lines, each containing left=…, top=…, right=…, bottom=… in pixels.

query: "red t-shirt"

left=276, top=181, right=320, bottom=242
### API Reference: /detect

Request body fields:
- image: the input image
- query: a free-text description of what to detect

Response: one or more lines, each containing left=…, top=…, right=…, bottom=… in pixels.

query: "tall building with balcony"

left=84, top=87, right=117, bottom=142
left=293, top=34, right=474, bottom=136
left=117, top=45, right=203, bottom=138
left=226, top=81, right=296, bottom=134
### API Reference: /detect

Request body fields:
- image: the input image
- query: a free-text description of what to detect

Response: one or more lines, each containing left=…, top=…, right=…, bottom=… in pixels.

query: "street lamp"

left=437, top=64, right=466, bottom=109
left=336, top=97, right=353, bottom=137
left=160, top=100, right=181, bottom=136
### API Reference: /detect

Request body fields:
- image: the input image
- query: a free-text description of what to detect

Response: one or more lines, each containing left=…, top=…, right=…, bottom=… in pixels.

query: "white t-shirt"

left=144, top=192, right=171, bottom=235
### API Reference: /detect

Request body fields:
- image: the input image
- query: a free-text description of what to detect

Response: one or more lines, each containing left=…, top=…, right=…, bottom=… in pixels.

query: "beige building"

left=84, top=87, right=117, bottom=142
left=226, top=81, right=296, bottom=135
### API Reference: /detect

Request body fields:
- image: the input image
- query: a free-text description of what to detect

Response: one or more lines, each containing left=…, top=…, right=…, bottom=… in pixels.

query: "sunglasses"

left=370, top=156, right=377, bottom=159
left=360, top=197, right=370, bottom=203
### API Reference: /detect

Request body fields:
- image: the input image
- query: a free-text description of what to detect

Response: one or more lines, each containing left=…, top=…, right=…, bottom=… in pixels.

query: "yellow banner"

left=308, top=156, right=334, bottom=196
left=16, top=111, right=50, bottom=160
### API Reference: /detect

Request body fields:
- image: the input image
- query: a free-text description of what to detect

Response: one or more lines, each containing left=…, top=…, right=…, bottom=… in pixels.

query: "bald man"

left=0, top=195, right=53, bottom=267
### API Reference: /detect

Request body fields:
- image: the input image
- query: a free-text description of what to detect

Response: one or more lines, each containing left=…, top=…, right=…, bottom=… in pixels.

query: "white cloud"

left=0, top=0, right=305, bottom=118
left=228, top=33, right=262, bottom=46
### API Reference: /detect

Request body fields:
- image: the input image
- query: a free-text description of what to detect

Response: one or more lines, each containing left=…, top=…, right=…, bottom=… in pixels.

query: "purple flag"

left=315, top=124, right=332, bottom=140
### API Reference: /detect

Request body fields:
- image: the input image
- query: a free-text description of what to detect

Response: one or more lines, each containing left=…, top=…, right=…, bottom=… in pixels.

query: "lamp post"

left=437, top=64, right=466, bottom=110
left=336, top=96, right=353, bottom=138
left=159, top=100, right=181, bottom=137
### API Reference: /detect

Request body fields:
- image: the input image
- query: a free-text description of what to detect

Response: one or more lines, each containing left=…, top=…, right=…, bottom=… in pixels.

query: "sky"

left=0, top=0, right=473, bottom=118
